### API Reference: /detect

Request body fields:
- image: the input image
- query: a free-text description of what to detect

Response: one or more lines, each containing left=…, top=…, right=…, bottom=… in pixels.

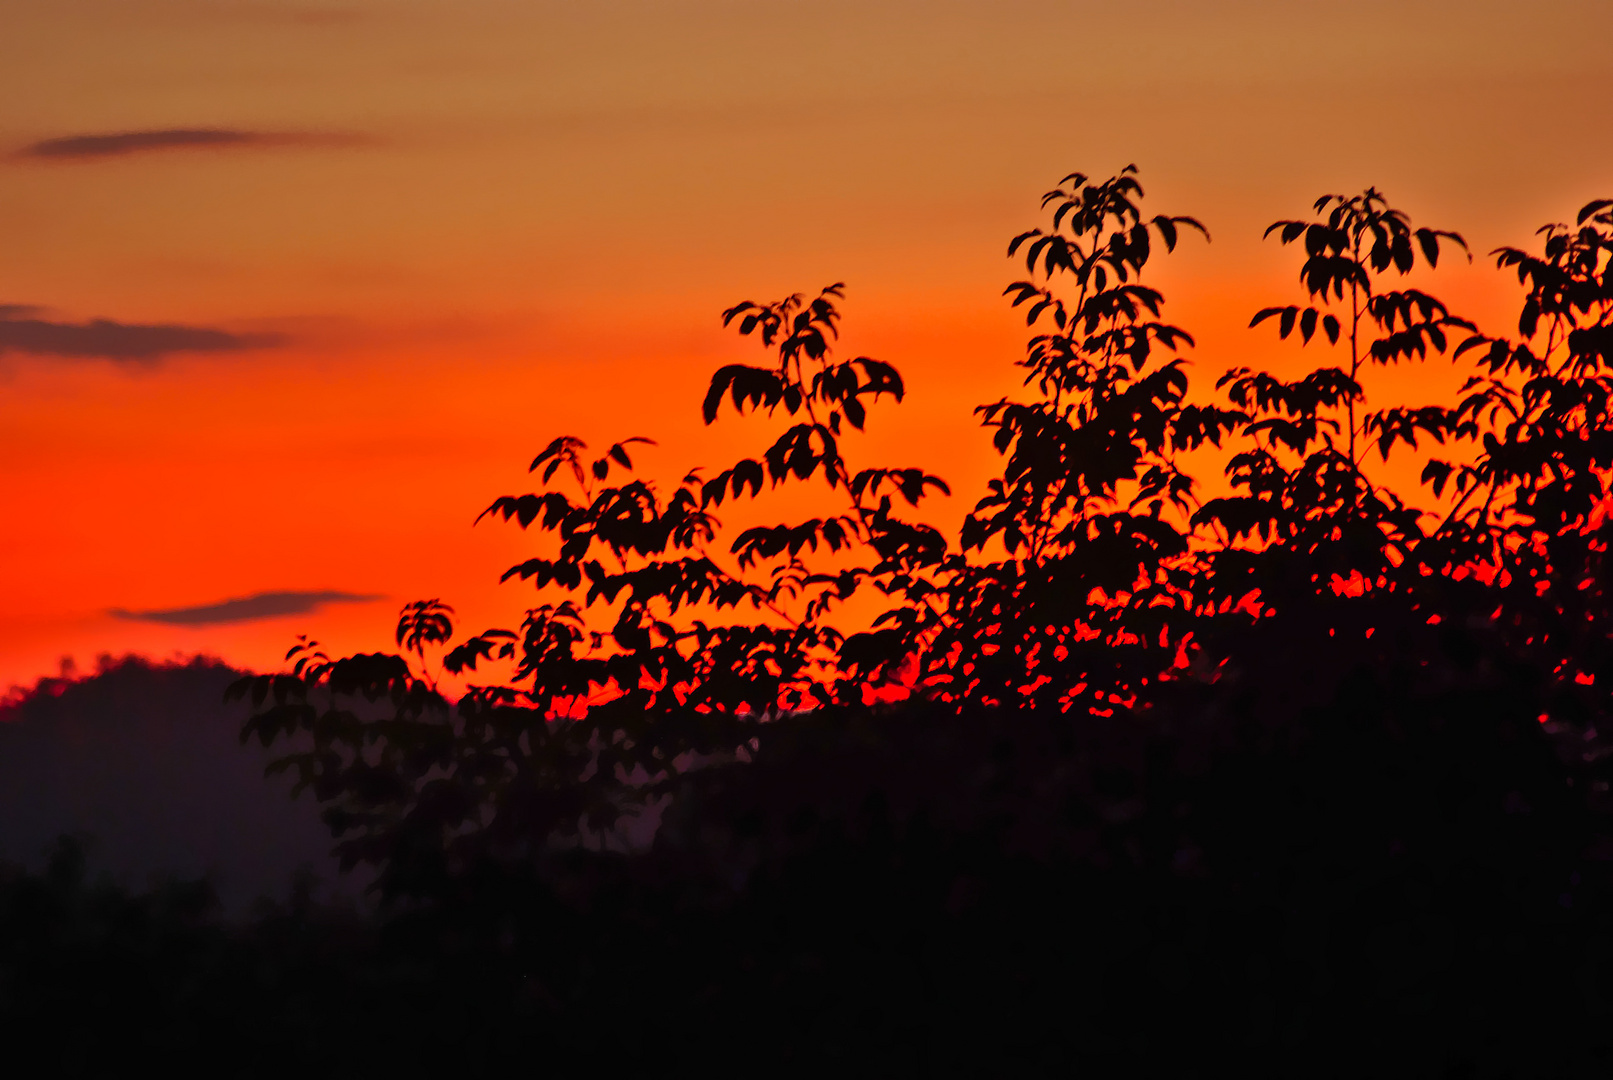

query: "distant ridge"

left=0, top=654, right=359, bottom=917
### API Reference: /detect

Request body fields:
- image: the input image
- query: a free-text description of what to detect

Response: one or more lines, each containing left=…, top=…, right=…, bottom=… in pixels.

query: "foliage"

left=919, top=167, right=1221, bottom=714
left=229, top=164, right=1613, bottom=878
left=212, top=168, right=1613, bottom=1071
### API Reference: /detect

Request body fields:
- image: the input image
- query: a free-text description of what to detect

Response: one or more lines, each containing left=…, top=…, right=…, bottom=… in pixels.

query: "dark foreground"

left=3, top=670, right=1611, bottom=1079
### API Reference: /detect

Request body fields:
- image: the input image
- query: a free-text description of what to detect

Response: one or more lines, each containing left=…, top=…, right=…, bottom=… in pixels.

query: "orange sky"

left=2, top=0, right=1611, bottom=689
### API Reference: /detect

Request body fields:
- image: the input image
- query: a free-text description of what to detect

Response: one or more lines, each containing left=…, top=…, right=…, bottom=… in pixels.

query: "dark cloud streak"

left=110, top=591, right=384, bottom=627
left=0, top=312, right=284, bottom=362
left=17, top=128, right=367, bottom=161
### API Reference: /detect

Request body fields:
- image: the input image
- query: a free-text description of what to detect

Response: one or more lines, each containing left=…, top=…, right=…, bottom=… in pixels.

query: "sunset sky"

left=3, top=0, right=1610, bottom=690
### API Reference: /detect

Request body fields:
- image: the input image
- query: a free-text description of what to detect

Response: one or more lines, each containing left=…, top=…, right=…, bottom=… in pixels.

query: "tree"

left=1429, top=197, right=1613, bottom=736
left=233, top=169, right=1613, bottom=899
left=223, top=174, right=1613, bottom=1079
left=1194, top=189, right=1474, bottom=616
left=232, top=281, right=953, bottom=900
left=913, top=167, right=1226, bottom=715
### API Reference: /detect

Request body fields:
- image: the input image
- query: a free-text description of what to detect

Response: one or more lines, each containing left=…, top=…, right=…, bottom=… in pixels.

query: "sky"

left=2, top=0, right=1611, bottom=689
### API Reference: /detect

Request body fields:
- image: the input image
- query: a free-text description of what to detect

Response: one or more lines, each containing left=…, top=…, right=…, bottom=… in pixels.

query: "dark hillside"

left=0, top=656, right=351, bottom=915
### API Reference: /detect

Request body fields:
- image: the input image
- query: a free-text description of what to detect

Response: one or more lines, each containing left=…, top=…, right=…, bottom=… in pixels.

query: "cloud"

left=110, top=591, right=384, bottom=627
left=0, top=311, right=284, bottom=362
left=17, top=128, right=366, bottom=161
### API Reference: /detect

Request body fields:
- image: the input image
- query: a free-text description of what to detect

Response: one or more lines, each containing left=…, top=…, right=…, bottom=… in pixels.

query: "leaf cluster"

left=232, top=172, right=1613, bottom=916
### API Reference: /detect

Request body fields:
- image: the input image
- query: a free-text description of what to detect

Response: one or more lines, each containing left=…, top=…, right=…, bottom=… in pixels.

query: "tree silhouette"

left=915, top=167, right=1223, bottom=715
left=1202, top=189, right=1472, bottom=595
left=212, top=169, right=1613, bottom=1074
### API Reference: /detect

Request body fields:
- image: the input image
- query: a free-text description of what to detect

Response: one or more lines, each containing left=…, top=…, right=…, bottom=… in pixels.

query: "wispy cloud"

left=110, top=591, right=384, bottom=627
left=0, top=311, right=284, bottom=362
left=17, top=128, right=366, bottom=161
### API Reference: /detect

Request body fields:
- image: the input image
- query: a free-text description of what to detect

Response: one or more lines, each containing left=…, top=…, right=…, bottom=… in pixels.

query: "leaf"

left=606, top=439, right=655, bottom=469
left=702, top=365, right=784, bottom=423
left=1421, top=459, right=1454, bottom=497
left=1299, top=307, right=1318, bottom=343
left=1264, top=220, right=1307, bottom=243
left=1416, top=228, right=1440, bottom=268
left=443, top=629, right=517, bottom=674
left=396, top=599, right=455, bottom=656
left=1153, top=214, right=1177, bottom=251
left=844, top=396, right=867, bottom=430
left=1576, top=199, right=1613, bottom=225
